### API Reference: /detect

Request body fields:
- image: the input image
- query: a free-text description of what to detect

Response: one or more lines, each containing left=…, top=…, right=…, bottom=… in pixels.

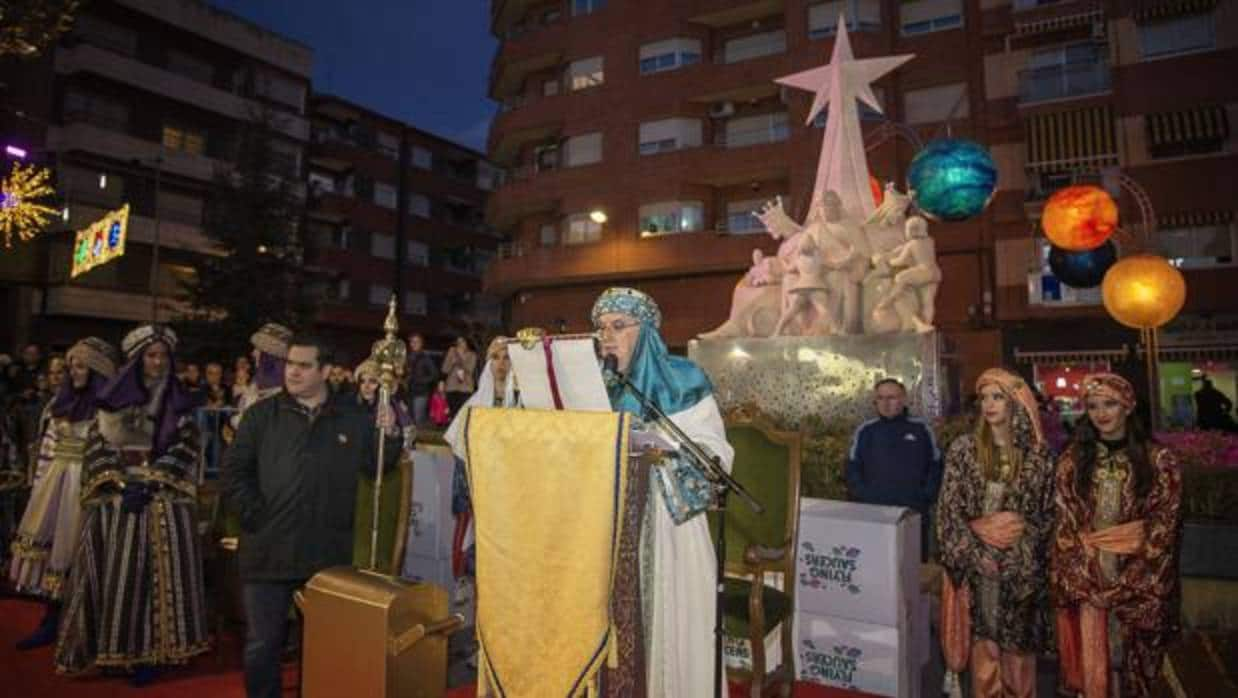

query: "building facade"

left=0, top=0, right=313, bottom=351
left=305, top=94, right=502, bottom=363
left=483, top=0, right=1237, bottom=411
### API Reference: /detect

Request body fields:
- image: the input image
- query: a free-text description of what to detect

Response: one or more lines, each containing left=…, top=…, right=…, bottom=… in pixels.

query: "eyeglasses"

left=595, top=319, right=639, bottom=335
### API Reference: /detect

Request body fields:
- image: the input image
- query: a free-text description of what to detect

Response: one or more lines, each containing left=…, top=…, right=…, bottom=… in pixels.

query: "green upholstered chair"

left=352, top=452, right=414, bottom=575
left=710, top=408, right=803, bottom=698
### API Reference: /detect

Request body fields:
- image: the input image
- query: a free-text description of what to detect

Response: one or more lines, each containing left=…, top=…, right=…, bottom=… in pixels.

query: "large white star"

left=774, top=17, right=914, bottom=219
left=776, top=16, right=913, bottom=125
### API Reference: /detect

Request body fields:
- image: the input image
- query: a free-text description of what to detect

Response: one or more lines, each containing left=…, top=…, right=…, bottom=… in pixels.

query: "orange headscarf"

left=975, top=367, right=1045, bottom=447
left=1079, top=372, right=1136, bottom=411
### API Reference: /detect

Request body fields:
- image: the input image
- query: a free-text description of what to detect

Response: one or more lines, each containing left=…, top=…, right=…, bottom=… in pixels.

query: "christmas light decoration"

left=0, top=162, right=58, bottom=247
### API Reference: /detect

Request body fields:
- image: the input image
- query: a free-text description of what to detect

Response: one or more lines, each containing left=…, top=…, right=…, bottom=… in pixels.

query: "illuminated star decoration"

left=775, top=16, right=913, bottom=220
left=0, top=162, right=58, bottom=247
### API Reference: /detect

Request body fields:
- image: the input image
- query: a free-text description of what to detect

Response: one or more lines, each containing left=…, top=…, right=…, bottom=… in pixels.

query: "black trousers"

left=242, top=581, right=303, bottom=698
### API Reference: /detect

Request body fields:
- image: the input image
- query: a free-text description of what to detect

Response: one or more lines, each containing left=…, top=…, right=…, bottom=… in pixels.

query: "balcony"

left=42, top=285, right=189, bottom=323
left=1018, top=61, right=1110, bottom=105
left=47, top=123, right=223, bottom=181
left=689, top=0, right=786, bottom=27
left=714, top=115, right=790, bottom=148
left=488, top=44, right=562, bottom=100
left=55, top=43, right=309, bottom=141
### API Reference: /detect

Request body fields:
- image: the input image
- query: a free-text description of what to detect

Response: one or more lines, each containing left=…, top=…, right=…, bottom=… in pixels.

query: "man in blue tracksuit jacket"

left=844, top=378, right=942, bottom=561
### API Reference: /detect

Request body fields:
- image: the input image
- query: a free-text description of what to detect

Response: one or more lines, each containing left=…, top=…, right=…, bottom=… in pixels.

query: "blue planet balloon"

left=1048, top=240, right=1117, bottom=289
left=907, top=138, right=997, bottom=222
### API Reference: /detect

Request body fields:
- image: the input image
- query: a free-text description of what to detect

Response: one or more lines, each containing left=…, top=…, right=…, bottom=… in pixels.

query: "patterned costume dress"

left=55, top=326, right=210, bottom=674
left=1053, top=439, right=1182, bottom=698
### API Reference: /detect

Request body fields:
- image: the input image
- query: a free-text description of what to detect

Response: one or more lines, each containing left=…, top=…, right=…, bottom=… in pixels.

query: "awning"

left=1013, top=5, right=1104, bottom=37
left=1015, top=347, right=1131, bottom=365
left=1158, top=209, right=1234, bottom=229
left=1145, top=105, right=1230, bottom=157
left=1134, top=0, right=1217, bottom=22
left=1154, top=344, right=1238, bottom=362
left=1025, top=105, right=1119, bottom=173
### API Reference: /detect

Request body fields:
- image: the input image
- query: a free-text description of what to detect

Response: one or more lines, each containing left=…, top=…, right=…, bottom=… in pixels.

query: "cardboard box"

left=723, top=624, right=783, bottom=673
left=794, top=612, right=920, bottom=698
left=795, top=499, right=920, bottom=628
left=404, top=446, right=457, bottom=560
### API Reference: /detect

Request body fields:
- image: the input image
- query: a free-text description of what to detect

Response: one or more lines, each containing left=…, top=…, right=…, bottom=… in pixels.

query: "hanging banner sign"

left=71, top=204, right=129, bottom=278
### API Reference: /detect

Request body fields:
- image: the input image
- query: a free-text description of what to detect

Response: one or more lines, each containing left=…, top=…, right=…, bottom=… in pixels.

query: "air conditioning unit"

left=709, top=101, right=736, bottom=119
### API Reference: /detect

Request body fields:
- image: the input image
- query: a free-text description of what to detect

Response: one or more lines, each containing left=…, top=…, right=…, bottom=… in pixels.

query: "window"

left=412, top=146, right=433, bottom=170
left=268, top=139, right=301, bottom=177
left=543, top=79, right=560, bottom=97
left=404, top=291, right=428, bottom=316
left=573, top=0, right=605, bottom=16
left=900, top=0, right=963, bottom=35
left=369, top=284, right=392, bottom=306
left=722, top=30, right=786, bottom=64
left=1139, top=12, right=1215, bottom=59
left=563, top=214, right=602, bottom=245
left=639, top=201, right=704, bottom=236
left=334, top=279, right=351, bottom=300
left=308, top=170, right=336, bottom=194
left=409, top=193, right=431, bottom=218
left=723, top=113, right=789, bottom=148
left=73, top=14, right=137, bottom=55
left=477, top=162, right=502, bottom=191
left=639, top=38, right=702, bottom=75
left=377, top=131, right=400, bottom=159
left=63, top=89, right=130, bottom=131
left=564, top=132, right=603, bottom=166
left=253, top=70, right=306, bottom=114
left=167, top=50, right=215, bottom=84
left=540, top=223, right=558, bottom=246
left=331, top=227, right=350, bottom=249
left=903, top=83, right=969, bottom=125
left=61, top=165, right=125, bottom=206
left=407, top=241, right=429, bottom=266
left=157, top=191, right=203, bottom=226
left=809, top=0, right=882, bottom=39
left=371, top=233, right=396, bottom=259
left=1162, top=223, right=1235, bottom=269
left=567, top=56, right=604, bottom=91
left=162, top=124, right=207, bottom=155
left=535, top=143, right=561, bottom=171
left=1144, top=106, right=1230, bottom=159
left=638, top=118, right=702, bottom=155
left=725, top=199, right=767, bottom=233
left=1020, top=42, right=1110, bottom=104
left=374, top=182, right=397, bottom=209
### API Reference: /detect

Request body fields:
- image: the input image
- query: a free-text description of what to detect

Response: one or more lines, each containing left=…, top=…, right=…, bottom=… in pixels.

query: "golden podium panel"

left=296, top=566, right=461, bottom=698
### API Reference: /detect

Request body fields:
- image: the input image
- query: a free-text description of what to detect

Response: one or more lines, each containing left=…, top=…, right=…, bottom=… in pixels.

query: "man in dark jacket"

left=405, top=332, right=438, bottom=426
left=224, top=334, right=400, bottom=698
left=844, top=378, right=943, bottom=561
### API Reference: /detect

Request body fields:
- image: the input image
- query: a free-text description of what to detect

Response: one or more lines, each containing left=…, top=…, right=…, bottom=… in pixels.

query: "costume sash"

left=466, top=407, right=630, bottom=697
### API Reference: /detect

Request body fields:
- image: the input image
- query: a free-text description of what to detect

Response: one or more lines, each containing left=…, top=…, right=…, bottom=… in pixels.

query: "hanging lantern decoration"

left=906, top=138, right=997, bottom=222
left=1101, top=254, right=1186, bottom=329
left=1048, top=240, right=1117, bottom=289
left=1042, top=185, right=1118, bottom=252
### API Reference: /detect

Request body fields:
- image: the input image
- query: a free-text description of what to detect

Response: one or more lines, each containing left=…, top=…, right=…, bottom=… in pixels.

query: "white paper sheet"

left=508, top=336, right=612, bottom=411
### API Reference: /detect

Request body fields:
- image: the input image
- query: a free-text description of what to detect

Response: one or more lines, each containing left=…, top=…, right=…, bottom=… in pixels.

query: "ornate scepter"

left=368, top=295, right=407, bottom=570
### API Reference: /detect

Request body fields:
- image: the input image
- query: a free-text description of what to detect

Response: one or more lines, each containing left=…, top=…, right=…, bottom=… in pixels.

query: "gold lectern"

left=294, top=297, right=462, bottom=698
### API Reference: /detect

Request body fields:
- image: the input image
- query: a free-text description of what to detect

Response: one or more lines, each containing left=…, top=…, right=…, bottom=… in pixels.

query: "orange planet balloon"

left=1042, top=185, right=1118, bottom=252
left=1101, top=254, right=1187, bottom=329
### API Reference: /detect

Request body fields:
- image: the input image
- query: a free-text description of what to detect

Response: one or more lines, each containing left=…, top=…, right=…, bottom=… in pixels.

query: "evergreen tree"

left=175, top=110, right=317, bottom=360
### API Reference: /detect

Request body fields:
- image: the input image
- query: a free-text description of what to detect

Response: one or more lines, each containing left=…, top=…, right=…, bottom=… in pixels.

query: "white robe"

left=647, top=395, right=734, bottom=698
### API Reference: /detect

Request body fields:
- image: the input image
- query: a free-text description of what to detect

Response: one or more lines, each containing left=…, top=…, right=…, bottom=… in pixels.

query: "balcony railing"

left=1018, top=61, right=1111, bottom=104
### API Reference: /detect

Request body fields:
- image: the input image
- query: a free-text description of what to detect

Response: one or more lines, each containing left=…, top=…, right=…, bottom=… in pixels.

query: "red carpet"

left=4, top=598, right=874, bottom=698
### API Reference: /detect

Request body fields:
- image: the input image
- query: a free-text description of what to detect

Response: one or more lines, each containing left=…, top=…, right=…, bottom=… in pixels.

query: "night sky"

left=210, top=0, right=498, bottom=153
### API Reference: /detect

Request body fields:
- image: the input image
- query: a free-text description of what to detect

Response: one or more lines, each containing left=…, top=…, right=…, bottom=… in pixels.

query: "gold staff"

left=367, top=295, right=406, bottom=570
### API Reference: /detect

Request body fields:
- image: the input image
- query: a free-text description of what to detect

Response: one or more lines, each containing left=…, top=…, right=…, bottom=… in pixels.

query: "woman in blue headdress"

left=592, top=287, right=734, bottom=698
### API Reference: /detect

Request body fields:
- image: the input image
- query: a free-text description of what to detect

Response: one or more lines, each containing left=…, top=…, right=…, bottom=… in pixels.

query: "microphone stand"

left=608, top=364, right=762, bottom=698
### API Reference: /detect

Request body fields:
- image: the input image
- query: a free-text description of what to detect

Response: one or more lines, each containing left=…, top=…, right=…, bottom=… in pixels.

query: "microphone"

left=602, top=353, right=620, bottom=379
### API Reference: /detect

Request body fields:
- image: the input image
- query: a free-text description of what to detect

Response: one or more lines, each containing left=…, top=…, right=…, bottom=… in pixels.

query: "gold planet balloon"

left=1042, top=185, right=1118, bottom=252
left=1101, top=254, right=1186, bottom=329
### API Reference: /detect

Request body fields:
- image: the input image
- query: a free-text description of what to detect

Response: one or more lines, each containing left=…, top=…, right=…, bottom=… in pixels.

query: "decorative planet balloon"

left=1042, top=185, right=1118, bottom=252
left=1048, top=241, right=1117, bottom=289
left=906, top=138, right=997, bottom=222
left=1101, top=253, right=1186, bottom=329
